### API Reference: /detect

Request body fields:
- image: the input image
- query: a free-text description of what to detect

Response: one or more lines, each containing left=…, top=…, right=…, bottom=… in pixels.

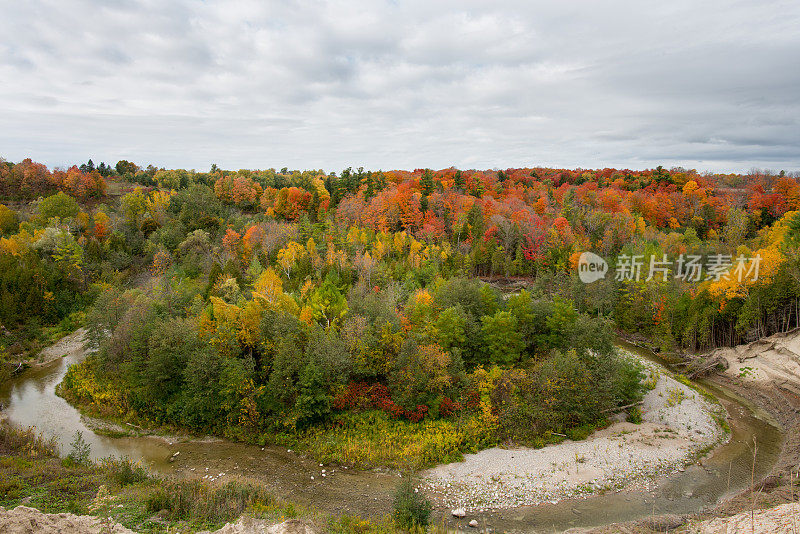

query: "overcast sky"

left=1, top=0, right=798, bottom=174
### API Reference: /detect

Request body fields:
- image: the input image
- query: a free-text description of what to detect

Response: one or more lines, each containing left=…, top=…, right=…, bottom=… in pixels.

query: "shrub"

left=102, top=457, right=149, bottom=486
left=66, top=431, right=91, bottom=466
left=392, top=477, right=431, bottom=531
left=0, top=423, right=59, bottom=457
left=627, top=406, right=643, bottom=424
left=286, top=410, right=496, bottom=469
left=146, top=480, right=276, bottom=527
left=666, top=387, right=687, bottom=407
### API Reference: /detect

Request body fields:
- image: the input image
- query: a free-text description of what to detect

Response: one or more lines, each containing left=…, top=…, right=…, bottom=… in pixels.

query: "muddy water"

left=0, top=351, right=172, bottom=464
left=0, top=339, right=783, bottom=532
left=0, top=347, right=399, bottom=517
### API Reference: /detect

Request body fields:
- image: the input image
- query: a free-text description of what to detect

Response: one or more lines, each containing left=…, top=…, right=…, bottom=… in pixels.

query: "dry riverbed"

left=423, top=354, right=728, bottom=511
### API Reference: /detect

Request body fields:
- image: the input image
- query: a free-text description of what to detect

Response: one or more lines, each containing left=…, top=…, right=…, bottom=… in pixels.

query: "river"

left=0, top=336, right=783, bottom=532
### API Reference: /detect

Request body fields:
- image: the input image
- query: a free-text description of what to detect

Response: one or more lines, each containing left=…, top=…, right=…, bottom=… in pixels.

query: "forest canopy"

left=2, top=157, right=799, bottom=466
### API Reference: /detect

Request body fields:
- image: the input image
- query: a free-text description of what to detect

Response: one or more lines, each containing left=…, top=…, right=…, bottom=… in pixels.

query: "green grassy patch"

left=278, top=410, right=498, bottom=470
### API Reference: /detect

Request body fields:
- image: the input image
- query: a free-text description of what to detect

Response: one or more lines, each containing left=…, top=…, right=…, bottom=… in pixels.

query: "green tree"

left=139, top=318, right=197, bottom=418
left=420, top=169, right=434, bottom=196
left=507, top=290, right=536, bottom=352
left=115, top=160, right=138, bottom=175
left=545, top=298, right=579, bottom=350
left=453, top=169, right=465, bottom=191
left=294, top=361, right=332, bottom=429
left=37, top=191, right=79, bottom=221
left=481, top=311, right=523, bottom=365
left=305, top=273, right=348, bottom=327
left=305, top=327, right=351, bottom=386
left=181, top=347, right=224, bottom=430
left=434, top=305, right=466, bottom=351
left=66, top=431, right=91, bottom=465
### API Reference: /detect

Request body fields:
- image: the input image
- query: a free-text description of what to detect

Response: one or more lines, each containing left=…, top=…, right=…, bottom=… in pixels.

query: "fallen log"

left=600, top=400, right=644, bottom=414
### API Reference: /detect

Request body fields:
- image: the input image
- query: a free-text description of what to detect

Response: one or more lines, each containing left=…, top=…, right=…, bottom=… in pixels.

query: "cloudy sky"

left=1, top=0, right=798, bottom=173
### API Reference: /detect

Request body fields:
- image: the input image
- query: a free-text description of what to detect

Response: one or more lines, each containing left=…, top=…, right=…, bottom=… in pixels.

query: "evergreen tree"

left=454, top=169, right=465, bottom=190
left=420, top=169, right=435, bottom=196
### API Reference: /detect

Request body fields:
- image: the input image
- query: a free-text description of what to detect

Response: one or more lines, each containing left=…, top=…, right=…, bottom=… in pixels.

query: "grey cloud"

left=0, top=0, right=798, bottom=172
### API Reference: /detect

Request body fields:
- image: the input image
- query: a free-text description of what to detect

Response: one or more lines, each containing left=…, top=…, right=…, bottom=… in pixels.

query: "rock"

left=0, top=505, right=136, bottom=533
left=266, top=520, right=316, bottom=534
left=452, top=508, right=467, bottom=518
left=207, top=518, right=316, bottom=534
left=469, top=519, right=478, bottom=527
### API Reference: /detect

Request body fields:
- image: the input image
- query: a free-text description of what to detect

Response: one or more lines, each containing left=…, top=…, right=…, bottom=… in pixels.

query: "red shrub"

left=438, top=396, right=462, bottom=418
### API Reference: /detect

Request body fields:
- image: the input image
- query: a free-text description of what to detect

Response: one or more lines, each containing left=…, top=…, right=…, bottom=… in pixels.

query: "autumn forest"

left=1, top=158, right=799, bottom=468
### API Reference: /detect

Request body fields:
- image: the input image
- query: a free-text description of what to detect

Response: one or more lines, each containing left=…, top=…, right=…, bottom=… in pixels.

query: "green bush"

left=65, top=431, right=91, bottom=466
left=627, top=406, right=643, bottom=424
left=102, top=457, right=149, bottom=486
left=392, top=477, right=431, bottom=531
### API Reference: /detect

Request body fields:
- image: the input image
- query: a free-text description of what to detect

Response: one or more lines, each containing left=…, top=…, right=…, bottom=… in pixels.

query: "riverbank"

left=0, top=422, right=378, bottom=534
left=691, top=329, right=800, bottom=519
left=422, top=354, right=727, bottom=511
left=581, top=329, right=800, bottom=534
left=3, top=328, right=788, bottom=533
left=34, top=328, right=87, bottom=368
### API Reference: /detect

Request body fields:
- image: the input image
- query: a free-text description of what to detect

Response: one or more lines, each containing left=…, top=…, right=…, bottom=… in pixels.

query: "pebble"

left=469, top=520, right=478, bottom=527
left=452, top=508, right=466, bottom=518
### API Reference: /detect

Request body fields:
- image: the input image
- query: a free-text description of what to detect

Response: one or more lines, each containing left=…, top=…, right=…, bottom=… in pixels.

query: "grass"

left=278, top=410, right=498, bottom=470
left=0, top=426, right=102, bottom=515
left=0, top=422, right=390, bottom=533
left=673, top=373, right=718, bottom=404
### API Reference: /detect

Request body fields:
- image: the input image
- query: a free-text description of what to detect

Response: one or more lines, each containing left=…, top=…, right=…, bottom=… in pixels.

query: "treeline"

left=1, top=157, right=799, bottom=363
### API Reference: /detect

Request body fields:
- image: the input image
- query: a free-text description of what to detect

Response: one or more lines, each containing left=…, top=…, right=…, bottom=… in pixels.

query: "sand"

left=35, top=328, right=87, bottom=367
left=423, top=354, right=726, bottom=511
left=704, top=328, right=800, bottom=396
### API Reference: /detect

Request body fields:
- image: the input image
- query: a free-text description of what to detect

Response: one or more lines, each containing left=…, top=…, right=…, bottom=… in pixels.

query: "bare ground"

left=422, top=356, right=726, bottom=511
left=34, top=328, right=87, bottom=367
left=584, top=329, right=800, bottom=533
